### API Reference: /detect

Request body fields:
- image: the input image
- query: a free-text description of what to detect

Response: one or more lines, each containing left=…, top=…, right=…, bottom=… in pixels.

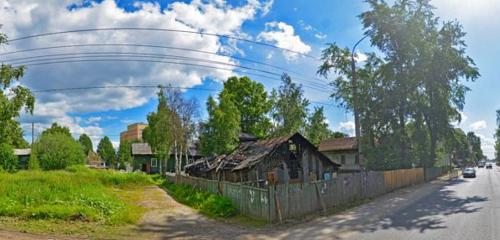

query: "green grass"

left=0, top=166, right=155, bottom=225
left=160, top=180, right=237, bottom=218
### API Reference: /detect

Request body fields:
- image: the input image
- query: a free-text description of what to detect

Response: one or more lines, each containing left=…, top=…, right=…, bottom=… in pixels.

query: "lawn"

left=0, top=166, right=158, bottom=238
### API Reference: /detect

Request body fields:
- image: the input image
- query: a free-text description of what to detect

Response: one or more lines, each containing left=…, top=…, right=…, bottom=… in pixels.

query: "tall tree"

left=467, top=131, right=484, bottom=163
left=78, top=133, right=93, bottom=155
left=318, top=0, right=479, bottom=169
left=305, top=106, right=332, bottom=146
left=143, top=88, right=175, bottom=173
left=270, top=73, right=309, bottom=136
left=117, top=140, right=132, bottom=170
left=200, top=93, right=241, bottom=156
left=97, top=136, right=116, bottom=168
left=42, top=123, right=71, bottom=137
left=221, top=76, right=272, bottom=138
left=0, top=31, right=35, bottom=148
left=495, top=110, right=500, bottom=164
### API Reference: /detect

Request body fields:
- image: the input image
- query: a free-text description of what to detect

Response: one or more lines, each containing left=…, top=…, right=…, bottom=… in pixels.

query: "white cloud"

left=257, top=21, right=312, bottom=60
left=354, top=50, right=368, bottom=63
left=86, top=116, right=102, bottom=124
left=476, top=133, right=495, bottom=159
left=1, top=0, right=270, bottom=133
left=469, top=120, right=487, bottom=130
left=338, top=121, right=355, bottom=136
left=314, top=33, right=327, bottom=40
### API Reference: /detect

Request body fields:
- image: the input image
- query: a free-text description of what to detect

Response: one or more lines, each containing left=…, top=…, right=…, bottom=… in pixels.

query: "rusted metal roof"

left=14, top=149, right=31, bottom=156
left=318, top=137, right=357, bottom=152
left=131, top=143, right=152, bottom=155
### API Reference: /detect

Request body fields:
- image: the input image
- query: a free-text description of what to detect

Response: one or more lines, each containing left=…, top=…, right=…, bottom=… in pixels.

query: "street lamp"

left=351, top=35, right=369, bottom=169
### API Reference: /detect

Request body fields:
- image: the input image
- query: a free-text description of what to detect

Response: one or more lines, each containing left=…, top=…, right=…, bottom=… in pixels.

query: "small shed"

left=14, top=148, right=31, bottom=169
left=185, top=133, right=340, bottom=185
left=319, top=137, right=360, bottom=171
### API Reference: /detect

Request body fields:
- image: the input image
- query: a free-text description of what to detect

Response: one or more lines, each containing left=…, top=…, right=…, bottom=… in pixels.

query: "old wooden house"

left=131, top=143, right=202, bottom=174
left=319, top=137, right=360, bottom=172
left=185, top=133, right=340, bottom=185
left=14, top=148, right=31, bottom=169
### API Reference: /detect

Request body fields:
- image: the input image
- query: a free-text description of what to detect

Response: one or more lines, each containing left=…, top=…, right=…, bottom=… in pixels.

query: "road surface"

left=263, top=166, right=499, bottom=240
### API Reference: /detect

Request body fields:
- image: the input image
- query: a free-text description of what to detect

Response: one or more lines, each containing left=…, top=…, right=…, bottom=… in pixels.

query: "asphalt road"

left=342, top=165, right=500, bottom=240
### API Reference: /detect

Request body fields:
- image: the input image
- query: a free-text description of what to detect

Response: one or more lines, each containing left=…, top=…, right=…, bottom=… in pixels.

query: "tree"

left=467, top=132, right=484, bottom=163
left=221, top=76, right=272, bottom=138
left=42, top=123, right=71, bottom=137
left=78, top=134, right=93, bottom=156
left=143, top=88, right=175, bottom=173
left=200, top=93, right=241, bottom=156
left=117, top=140, right=132, bottom=170
left=495, top=110, right=500, bottom=164
left=28, top=146, right=40, bottom=170
left=318, top=0, right=479, bottom=169
left=97, top=136, right=116, bottom=168
left=34, top=132, right=85, bottom=170
left=305, top=106, right=332, bottom=146
left=270, top=73, right=309, bottom=136
left=0, top=143, right=17, bottom=172
left=0, top=31, right=35, bottom=148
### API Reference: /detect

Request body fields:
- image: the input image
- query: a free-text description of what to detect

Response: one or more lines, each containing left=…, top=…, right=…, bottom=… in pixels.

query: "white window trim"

left=151, top=158, right=158, bottom=167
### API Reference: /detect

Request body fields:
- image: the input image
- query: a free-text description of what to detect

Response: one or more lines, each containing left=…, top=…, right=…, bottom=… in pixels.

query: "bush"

left=0, top=143, right=17, bottom=172
left=34, top=132, right=86, bottom=170
left=160, top=181, right=237, bottom=218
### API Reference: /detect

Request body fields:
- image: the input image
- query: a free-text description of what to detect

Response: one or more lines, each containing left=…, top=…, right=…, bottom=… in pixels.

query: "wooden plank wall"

left=175, top=167, right=446, bottom=222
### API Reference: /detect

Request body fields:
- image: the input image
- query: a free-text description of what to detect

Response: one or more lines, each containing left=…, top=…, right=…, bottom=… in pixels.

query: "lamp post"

left=351, top=35, right=369, bottom=169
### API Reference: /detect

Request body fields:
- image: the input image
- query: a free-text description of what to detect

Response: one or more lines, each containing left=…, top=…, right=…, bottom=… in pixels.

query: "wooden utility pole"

left=31, top=122, right=34, bottom=145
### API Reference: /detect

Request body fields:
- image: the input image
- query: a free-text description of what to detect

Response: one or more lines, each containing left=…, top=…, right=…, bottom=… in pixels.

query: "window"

left=151, top=158, right=158, bottom=167
left=340, top=155, right=346, bottom=164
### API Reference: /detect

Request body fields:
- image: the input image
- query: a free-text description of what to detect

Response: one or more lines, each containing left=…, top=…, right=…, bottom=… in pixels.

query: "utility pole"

left=351, top=35, right=369, bottom=169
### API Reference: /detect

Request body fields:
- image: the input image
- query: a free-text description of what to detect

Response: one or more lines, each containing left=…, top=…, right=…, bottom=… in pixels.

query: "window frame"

left=151, top=158, right=158, bottom=167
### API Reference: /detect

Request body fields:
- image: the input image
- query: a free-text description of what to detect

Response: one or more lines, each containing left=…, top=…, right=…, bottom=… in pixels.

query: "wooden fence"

left=172, top=167, right=449, bottom=222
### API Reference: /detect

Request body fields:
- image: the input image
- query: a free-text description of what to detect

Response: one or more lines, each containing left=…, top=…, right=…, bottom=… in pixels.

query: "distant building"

left=120, top=123, right=147, bottom=143
left=14, top=148, right=31, bottom=169
left=319, top=137, right=360, bottom=172
left=131, top=142, right=203, bottom=174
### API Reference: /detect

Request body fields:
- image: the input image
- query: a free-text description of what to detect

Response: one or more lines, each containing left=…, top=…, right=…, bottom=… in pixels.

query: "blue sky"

left=0, top=0, right=498, bottom=158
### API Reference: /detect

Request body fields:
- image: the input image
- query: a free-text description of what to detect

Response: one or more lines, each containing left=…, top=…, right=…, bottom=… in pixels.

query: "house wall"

left=322, top=150, right=360, bottom=171
left=17, top=155, right=29, bottom=169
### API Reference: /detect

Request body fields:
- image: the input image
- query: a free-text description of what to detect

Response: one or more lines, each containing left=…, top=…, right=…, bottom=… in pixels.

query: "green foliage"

left=41, top=123, right=71, bottom=137
left=117, top=140, right=132, bottom=170
left=270, top=73, right=309, bottom=136
left=221, top=76, right=272, bottom=138
left=160, top=180, right=236, bottom=218
left=467, top=131, right=484, bottom=163
left=78, top=134, right=93, bottom=156
left=200, top=93, right=241, bottom=156
left=97, top=136, right=116, bottom=168
left=0, top=31, right=35, bottom=148
left=318, top=0, right=479, bottom=169
left=143, top=88, right=175, bottom=167
left=306, top=106, right=332, bottom=146
left=27, top=147, right=40, bottom=170
left=34, top=132, right=86, bottom=170
left=0, top=143, right=17, bottom=172
left=0, top=168, right=153, bottom=224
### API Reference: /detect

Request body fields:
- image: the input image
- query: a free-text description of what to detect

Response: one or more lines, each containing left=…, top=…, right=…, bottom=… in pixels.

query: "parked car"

left=486, top=162, right=493, bottom=169
left=463, top=168, right=476, bottom=178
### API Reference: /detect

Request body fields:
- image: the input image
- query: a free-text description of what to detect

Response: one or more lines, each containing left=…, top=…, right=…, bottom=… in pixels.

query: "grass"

left=0, top=166, right=155, bottom=225
left=160, top=180, right=237, bottom=218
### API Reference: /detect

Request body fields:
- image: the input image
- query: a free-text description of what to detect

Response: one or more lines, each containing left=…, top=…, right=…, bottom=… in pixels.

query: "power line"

left=6, top=27, right=320, bottom=60
left=3, top=52, right=330, bottom=89
left=13, top=58, right=330, bottom=92
left=0, top=43, right=329, bottom=85
left=28, top=84, right=335, bottom=106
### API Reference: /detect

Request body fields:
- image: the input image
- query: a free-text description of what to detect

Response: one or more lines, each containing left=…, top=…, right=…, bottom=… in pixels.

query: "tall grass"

left=0, top=167, right=154, bottom=224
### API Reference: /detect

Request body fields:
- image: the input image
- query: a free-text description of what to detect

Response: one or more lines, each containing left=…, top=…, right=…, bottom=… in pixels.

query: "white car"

left=486, top=162, right=493, bottom=169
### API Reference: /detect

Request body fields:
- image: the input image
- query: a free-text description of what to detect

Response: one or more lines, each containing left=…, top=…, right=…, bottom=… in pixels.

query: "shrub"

left=160, top=181, right=237, bottom=218
left=0, top=143, right=17, bottom=172
left=34, top=132, right=86, bottom=170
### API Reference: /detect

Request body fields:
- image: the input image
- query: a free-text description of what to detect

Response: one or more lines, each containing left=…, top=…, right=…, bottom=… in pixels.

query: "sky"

left=0, top=0, right=498, bottom=158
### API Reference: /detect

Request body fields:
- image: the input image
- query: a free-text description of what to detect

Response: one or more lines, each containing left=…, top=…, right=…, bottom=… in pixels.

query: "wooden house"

left=14, top=149, right=31, bottom=169
left=318, top=137, right=360, bottom=172
left=131, top=143, right=202, bottom=174
left=185, top=133, right=340, bottom=186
